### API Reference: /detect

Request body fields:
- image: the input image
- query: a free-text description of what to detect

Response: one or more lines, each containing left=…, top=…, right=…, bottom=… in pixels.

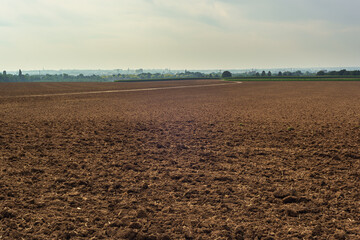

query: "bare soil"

left=1, top=80, right=360, bottom=239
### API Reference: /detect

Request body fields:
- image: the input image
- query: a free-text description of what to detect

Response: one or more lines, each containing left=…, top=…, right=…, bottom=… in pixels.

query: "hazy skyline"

left=1, top=0, right=359, bottom=71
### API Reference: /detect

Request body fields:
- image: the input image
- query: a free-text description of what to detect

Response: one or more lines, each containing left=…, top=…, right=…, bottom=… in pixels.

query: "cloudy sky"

left=1, top=0, right=359, bottom=70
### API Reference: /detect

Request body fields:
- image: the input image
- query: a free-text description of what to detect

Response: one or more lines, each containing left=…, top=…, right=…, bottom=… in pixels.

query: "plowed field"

left=1, top=80, right=360, bottom=239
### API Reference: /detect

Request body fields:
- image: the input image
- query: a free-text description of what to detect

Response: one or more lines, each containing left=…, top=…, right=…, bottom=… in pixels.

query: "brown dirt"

left=1, top=80, right=360, bottom=239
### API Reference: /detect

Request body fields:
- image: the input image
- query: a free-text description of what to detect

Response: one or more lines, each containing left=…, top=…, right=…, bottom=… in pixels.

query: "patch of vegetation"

left=317, top=69, right=360, bottom=76
left=222, top=71, right=232, bottom=78
left=224, top=77, right=360, bottom=82
left=222, top=69, right=360, bottom=81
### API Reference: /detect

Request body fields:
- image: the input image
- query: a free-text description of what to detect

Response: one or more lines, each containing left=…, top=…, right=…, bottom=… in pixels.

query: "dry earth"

left=1, top=80, right=360, bottom=239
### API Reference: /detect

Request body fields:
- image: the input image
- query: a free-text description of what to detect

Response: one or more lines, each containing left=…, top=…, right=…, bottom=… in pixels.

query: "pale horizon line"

left=3, top=66, right=360, bottom=73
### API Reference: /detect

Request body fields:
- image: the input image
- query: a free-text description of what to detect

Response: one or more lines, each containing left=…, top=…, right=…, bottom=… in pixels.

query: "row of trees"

left=246, top=70, right=306, bottom=77
left=317, top=69, right=360, bottom=76
left=0, top=70, right=221, bottom=82
left=223, top=69, right=360, bottom=78
left=116, top=70, right=220, bottom=80
left=0, top=71, right=107, bottom=82
left=221, top=70, right=309, bottom=78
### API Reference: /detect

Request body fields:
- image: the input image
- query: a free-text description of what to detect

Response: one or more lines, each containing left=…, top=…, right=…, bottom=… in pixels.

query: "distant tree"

left=1, top=71, right=7, bottom=82
left=255, top=72, right=260, bottom=77
left=138, top=73, right=151, bottom=79
left=339, top=69, right=347, bottom=76
left=267, top=71, right=272, bottom=77
left=317, top=69, right=360, bottom=77
left=19, top=69, right=24, bottom=80
left=278, top=71, right=282, bottom=76
left=294, top=70, right=302, bottom=76
left=194, top=72, right=204, bottom=78
left=353, top=70, right=360, bottom=76
left=222, top=71, right=232, bottom=78
left=261, top=71, right=266, bottom=77
left=135, top=69, right=143, bottom=74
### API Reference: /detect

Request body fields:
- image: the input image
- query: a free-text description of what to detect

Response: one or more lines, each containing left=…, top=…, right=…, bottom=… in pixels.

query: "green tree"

left=19, top=69, right=24, bottom=80
left=339, top=69, right=347, bottom=75
left=294, top=70, right=302, bottom=76
left=222, top=71, right=232, bottom=78
left=317, top=71, right=325, bottom=76
left=1, top=71, right=7, bottom=82
left=267, top=71, right=272, bottom=77
left=261, top=71, right=266, bottom=77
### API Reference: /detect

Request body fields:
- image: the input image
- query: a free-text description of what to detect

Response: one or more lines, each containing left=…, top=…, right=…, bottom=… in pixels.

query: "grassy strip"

left=224, top=77, right=360, bottom=82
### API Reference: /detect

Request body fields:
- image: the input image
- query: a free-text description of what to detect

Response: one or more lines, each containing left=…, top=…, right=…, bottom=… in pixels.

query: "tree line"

left=244, top=70, right=307, bottom=77
left=317, top=69, right=360, bottom=76
left=117, top=70, right=220, bottom=80
left=2, top=69, right=359, bottom=82
left=225, top=69, right=360, bottom=78
left=222, top=70, right=311, bottom=78
left=0, top=70, right=107, bottom=82
left=0, top=70, right=221, bottom=82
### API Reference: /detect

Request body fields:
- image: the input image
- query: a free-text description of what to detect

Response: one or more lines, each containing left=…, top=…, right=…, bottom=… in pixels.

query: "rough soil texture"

left=1, top=80, right=360, bottom=239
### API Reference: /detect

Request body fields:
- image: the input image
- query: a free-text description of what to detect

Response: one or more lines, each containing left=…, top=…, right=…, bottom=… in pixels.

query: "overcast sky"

left=1, top=0, right=359, bottom=71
